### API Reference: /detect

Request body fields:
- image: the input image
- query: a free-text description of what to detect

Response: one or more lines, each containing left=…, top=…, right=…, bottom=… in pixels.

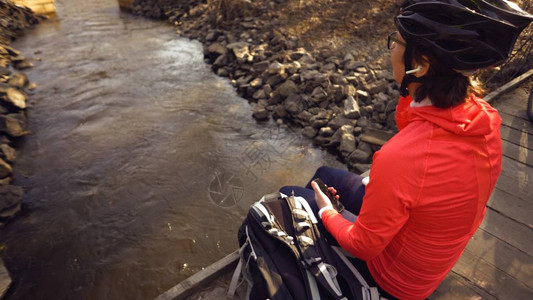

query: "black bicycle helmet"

left=395, top=0, right=533, bottom=96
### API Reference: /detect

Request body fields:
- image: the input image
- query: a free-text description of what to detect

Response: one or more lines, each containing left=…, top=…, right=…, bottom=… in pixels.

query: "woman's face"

left=389, top=31, right=407, bottom=84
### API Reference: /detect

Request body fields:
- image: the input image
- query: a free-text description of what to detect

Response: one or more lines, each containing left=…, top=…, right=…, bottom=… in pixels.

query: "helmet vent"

left=457, top=0, right=482, bottom=13
left=435, top=40, right=470, bottom=52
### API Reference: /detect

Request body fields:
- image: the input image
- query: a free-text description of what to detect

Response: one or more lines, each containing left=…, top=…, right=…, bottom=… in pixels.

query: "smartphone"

left=312, top=178, right=345, bottom=213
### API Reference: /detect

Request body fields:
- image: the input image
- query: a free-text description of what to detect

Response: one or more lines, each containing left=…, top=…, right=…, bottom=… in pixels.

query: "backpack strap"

left=285, top=195, right=347, bottom=299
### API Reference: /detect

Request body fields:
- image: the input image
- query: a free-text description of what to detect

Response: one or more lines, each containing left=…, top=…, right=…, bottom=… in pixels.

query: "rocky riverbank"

left=124, top=0, right=402, bottom=174
left=0, top=0, right=43, bottom=224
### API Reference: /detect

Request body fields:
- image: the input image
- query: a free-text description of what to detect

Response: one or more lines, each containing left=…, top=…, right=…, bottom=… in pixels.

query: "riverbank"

left=0, top=0, right=43, bottom=224
left=1, top=0, right=42, bottom=296
left=123, top=0, right=532, bottom=175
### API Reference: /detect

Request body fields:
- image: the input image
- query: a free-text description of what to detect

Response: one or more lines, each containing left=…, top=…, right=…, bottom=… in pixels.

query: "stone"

left=367, top=79, right=389, bottom=94
left=0, top=258, right=11, bottom=298
left=212, top=53, right=228, bottom=68
left=313, top=135, right=332, bottom=147
left=7, top=73, right=28, bottom=88
left=252, top=107, right=269, bottom=121
left=205, top=43, right=227, bottom=61
left=272, top=105, right=288, bottom=119
left=284, top=94, right=305, bottom=115
left=0, top=176, right=11, bottom=186
left=265, top=74, right=286, bottom=86
left=252, top=60, right=270, bottom=73
left=340, top=132, right=356, bottom=156
left=360, top=128, right=396, bottom=146
left=348, top=149, right=372, bottom=164
left=342, top=84, right=357, bottom=98
left=343, top=95, right=360, bottom=119
left=0, top=115, right=27, bottom=137
left=302, top=126, right=317, bottom=138
left=311, top=86, right=327, bottom=101
left=0, top=83, right=10, bottom=93
left=0, top=67, right=10, bottom=76
left=0, top=144, right=15, bottom=162
left=252, top=88, right=265, bottom=100
left=350, top=163, right=371, bottom=175
left=0, top=185, right=23, bottom=219
left=328, top=114, right=356, bottom=130
left=353, top=126, right=363, bottom=136
left=288, top=48, right=310, bottom=61
left=227, top=42, right=251, bottom=62
left=14, top=61, right=33, bottom=70
left=0, top=158, right=12, bottom=178
left=319, top=127, right=335, bottom=137
left=5, top=88, right=26, bottom=109
left=249, top=77, right=263, bottom=88
left=275, top=80, right=298, bottom=98
left=266, top=61, right=284, bottom=75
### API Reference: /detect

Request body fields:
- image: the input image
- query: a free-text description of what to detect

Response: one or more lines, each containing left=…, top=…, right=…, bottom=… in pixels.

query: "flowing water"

left=0, top=0, right=344, bottom=299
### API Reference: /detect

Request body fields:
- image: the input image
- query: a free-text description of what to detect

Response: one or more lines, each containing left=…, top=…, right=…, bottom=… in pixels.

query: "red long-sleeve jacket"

left=322, top=95, right=502, bottom=299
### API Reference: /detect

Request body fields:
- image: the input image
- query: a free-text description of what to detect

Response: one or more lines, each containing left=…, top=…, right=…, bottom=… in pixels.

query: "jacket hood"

left=405, top=95, right=501, bottom=136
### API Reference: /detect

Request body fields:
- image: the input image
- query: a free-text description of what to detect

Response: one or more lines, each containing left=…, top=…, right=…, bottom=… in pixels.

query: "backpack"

left=227, top=192, right=383, bottom=300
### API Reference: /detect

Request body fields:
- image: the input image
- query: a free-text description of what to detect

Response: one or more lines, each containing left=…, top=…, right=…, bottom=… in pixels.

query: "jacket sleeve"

left=322, top=151, right=413, bottom=260
left=395, top=95, right=412, bottom=131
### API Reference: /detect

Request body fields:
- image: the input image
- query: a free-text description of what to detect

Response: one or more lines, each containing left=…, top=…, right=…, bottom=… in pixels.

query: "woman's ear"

left=414, top=56, right=430, bottom=77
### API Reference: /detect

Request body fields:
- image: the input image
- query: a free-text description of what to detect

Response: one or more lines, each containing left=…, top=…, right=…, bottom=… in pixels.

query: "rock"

left=0, top=185, right=23, bottom=219
left=275, top=80, right=298, bottom=98
left=0, top=66, right=10, bottom=76
left=313, top=135, right=332, bottom=147
left=302, top=126, right=317, bottom=138
left=5, top=88, right=26, bottom=109
left=319, top=126, right=335, bottom=137
left=267, top=61, right=285, bottom=75
left=227, top=42, right=251, bottom=62
left=0, top=83, right=10, bottom=93
left=205, top=43, right=227, bottom=61
left=340, top=132, right=356, bottom=157
left=311, top=86, right=327, bottom=101
left=350, top=163, right=371, bottom=174
left=27, top=82, right=37, bottom=90
left=272, top=105, right=287, bottom=119
left=367, top=79, right=389, bottom=94
left=14, top=61, right=33, bottom=70
left=265, top=73, right=286, bottom=86
left=252, top=60, right=270, bottom=73
left=387, top=112, right=397, bottom=131
left=249, top=77, right=263, bottom=88
left=360, top=128, right=396, bottom=146
left=284, top=94, right=305, bottom=115
left=1, top=258, right=12, bottom=298
left=0, top=158, right=12, bottom=178
left=0, top=176, right=11, bottom=186
left=0, top=144, right=15, bottom=162
left=288, top=48, right=309, bottom=61
left=252, top=107, right=269, bottom=121
left=212, top=53, right=228, bottom=68
left=343, top=95, right=360, bottom=119
left=252, top=88, right=265, bottom=100
left=0, top=115, right=27, bottom=137
left=328, top=114, right=356, bottom=130
left=7, top=73, right=28, bottom=88
left=348, top=149, right=372, bottom=164
left=353, top=126, right=363, bottom=136
left=329, top=124, right=353, bottom=148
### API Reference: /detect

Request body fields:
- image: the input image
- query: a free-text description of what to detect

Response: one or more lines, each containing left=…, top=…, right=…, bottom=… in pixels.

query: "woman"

left=280, top=0, right=532, bottom=299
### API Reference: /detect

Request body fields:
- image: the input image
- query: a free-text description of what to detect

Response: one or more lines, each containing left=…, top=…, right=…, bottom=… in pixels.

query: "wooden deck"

left=431, top=82, right=533, bottom=300
left=157, top=80, right=533, bottom=300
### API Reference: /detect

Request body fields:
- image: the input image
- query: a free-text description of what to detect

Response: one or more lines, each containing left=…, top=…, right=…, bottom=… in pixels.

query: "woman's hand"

left=311, top=181, right=340, bottom=210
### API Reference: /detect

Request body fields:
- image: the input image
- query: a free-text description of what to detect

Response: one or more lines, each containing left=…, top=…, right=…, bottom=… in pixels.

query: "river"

left=0, top=0, right=344, bottom=299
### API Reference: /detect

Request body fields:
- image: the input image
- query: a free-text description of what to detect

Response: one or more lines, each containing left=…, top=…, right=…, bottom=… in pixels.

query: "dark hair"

left=408, top=45, right=485, bottom=109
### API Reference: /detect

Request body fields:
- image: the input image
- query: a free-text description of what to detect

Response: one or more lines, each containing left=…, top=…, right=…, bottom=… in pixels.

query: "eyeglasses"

left=388, top=31, right=406, bottom=49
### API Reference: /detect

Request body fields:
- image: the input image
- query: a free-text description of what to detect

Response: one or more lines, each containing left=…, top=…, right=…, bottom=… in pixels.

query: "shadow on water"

left=0, top=0, right=344, bottom=299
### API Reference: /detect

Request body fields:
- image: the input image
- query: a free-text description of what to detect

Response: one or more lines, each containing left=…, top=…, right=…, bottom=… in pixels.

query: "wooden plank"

left=499, top=111, right=533, bottom=133
left=478, top=207, right=533, bottom=255
left=155, top=250, right=239, bottom=300
left=488, top=187, right=533, bottom=229
left=500, top=124, right=533, bottom=151
left=486, top=68, right=533, bottom=103
left=463, top=229, right=533, bottom=287
left=431, top=271, right=497, bottom=300
left=502, top=139, right=533, bottom=167
left=496, top=156, right=533, bottom=204
left=497, top=102, right=530, bottom=122
left=498, top=110, right=533, bottom=132
left=451, top=242, right=533, bottom=299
